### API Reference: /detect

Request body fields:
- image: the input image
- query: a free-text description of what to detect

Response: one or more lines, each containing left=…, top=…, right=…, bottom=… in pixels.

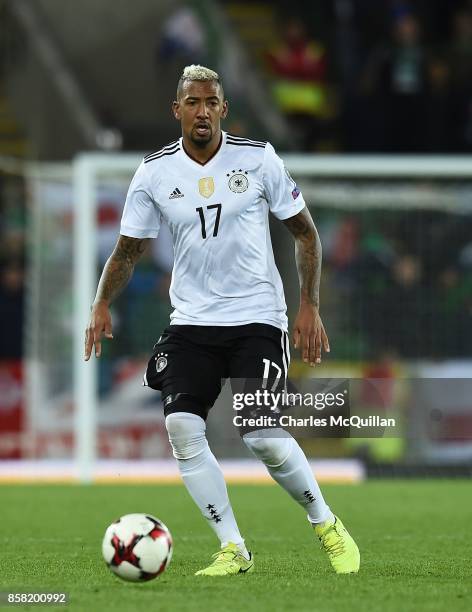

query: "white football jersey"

left=120, top=131, right=306, bottom=330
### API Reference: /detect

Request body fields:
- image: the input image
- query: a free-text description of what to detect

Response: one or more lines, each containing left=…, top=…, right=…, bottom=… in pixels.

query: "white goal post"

left=67, top=153, right=472, bottom=481
left=73, top=154, right=147, bottom=482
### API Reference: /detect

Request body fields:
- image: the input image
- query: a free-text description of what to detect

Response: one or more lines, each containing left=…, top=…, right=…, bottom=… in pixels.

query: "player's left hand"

left=292, top=303, right=330, bottom=366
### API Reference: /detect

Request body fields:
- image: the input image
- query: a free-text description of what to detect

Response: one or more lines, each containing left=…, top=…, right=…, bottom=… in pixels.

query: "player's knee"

left=165, top=412, right=207, bottom=460
left=243, top=431, right=293, bottom=467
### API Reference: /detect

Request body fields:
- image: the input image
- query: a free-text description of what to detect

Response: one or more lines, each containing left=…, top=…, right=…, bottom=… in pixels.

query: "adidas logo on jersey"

left=169, top=187, right=184, bottom=199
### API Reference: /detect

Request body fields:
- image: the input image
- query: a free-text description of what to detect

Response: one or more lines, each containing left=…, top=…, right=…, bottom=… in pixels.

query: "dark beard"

left=190, top=129, right=212, bottom=148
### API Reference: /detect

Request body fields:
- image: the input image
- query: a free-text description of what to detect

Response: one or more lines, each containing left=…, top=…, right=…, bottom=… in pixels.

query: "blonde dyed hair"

left=176, top=65, right=223, bottom=98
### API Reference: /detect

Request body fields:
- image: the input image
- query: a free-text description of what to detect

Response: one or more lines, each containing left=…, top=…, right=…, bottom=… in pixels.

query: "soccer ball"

left=102, top=513, right=173, bottom=582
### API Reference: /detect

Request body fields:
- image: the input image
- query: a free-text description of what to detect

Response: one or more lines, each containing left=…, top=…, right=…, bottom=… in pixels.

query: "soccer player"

left=84, top=65, right=360, bottom=576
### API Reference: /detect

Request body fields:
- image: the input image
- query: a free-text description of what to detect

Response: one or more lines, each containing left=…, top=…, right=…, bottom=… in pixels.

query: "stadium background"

left=0, top=0, right=471, bottom=480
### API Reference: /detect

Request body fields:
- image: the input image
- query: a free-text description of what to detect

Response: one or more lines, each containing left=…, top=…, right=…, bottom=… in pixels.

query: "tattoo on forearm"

left=283, top=208, right=321, bottom=308
left=94, top=236, right=148, bottom=305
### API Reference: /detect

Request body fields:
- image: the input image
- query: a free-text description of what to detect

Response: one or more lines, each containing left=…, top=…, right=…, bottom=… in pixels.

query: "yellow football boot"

left=314, top=515, right=360, bottom=574
left=195, top=542, right=254, bottom=576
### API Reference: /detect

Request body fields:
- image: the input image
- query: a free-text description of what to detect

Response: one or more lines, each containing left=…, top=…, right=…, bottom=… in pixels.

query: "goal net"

left=23, top=154, right=472, bottom=480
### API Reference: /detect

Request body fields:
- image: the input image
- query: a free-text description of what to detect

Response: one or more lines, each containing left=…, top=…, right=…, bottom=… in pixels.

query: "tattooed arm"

left=283, top=207, right=322, bottom=308
left=84, top=235, right=149, bottom=360
left=283, top=207, right=330, bottom=366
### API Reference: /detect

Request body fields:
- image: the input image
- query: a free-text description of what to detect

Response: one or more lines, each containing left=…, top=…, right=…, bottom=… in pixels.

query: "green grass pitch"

left=0, top=481, right=471, bottom=611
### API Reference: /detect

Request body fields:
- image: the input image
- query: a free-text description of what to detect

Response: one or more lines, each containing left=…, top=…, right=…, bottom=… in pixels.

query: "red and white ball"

left=102, top=513, right=173, bottom=582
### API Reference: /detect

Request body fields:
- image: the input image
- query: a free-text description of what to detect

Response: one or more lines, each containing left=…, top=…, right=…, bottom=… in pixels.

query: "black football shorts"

left=144, top=323, right=290, bottom=423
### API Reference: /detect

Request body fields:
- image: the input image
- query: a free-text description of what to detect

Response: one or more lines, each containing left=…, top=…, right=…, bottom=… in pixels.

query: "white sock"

left=243, top=429, right=334, bottom=524
left=165, top=412, right=249, bottom=558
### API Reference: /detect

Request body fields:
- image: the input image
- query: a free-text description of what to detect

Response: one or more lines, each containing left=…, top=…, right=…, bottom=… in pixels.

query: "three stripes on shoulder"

left=144, top=141, right=180, bottom=164
left=226, top=134, right=266, bottom=148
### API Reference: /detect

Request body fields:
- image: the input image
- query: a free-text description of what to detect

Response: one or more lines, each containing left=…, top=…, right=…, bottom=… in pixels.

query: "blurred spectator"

left=355, top=234, right=394, bottom=357
left=448, top=9, right=472, bottom=93
left=266, top=17, right=334, bottom=150
left=448, top=8, right=472, bottom=150
left=0, top=263, right=24, bottom=360
left=0, top=173, right=26, bottom=360
left=157, top=7, right=206, bottom=64
left=434, top=265, right=472, bottom=356
left=363, top=11, right=430, bottom=152
left=332, top=0, right=368, bottom=151
left=0, top=228, right=24, bottom=266
left=425, top=56, right=453, bottom=151
left=383, top=254, right=427, bottom=358
left=330, top=217, right=360, bottom=270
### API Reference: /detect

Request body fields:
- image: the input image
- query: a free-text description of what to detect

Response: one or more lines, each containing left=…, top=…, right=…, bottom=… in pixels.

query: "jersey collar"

left=180, top=131, right=226, bottom=168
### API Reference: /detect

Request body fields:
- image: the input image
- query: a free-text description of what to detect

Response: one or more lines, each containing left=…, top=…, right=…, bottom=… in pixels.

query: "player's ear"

left=221, top=100, right=228, bottom=119
left=172, top=100, right=181, bottom=120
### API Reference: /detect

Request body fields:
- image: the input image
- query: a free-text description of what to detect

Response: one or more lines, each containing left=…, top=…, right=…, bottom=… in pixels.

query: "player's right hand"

left=84, top=300, right=113, bottom=361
